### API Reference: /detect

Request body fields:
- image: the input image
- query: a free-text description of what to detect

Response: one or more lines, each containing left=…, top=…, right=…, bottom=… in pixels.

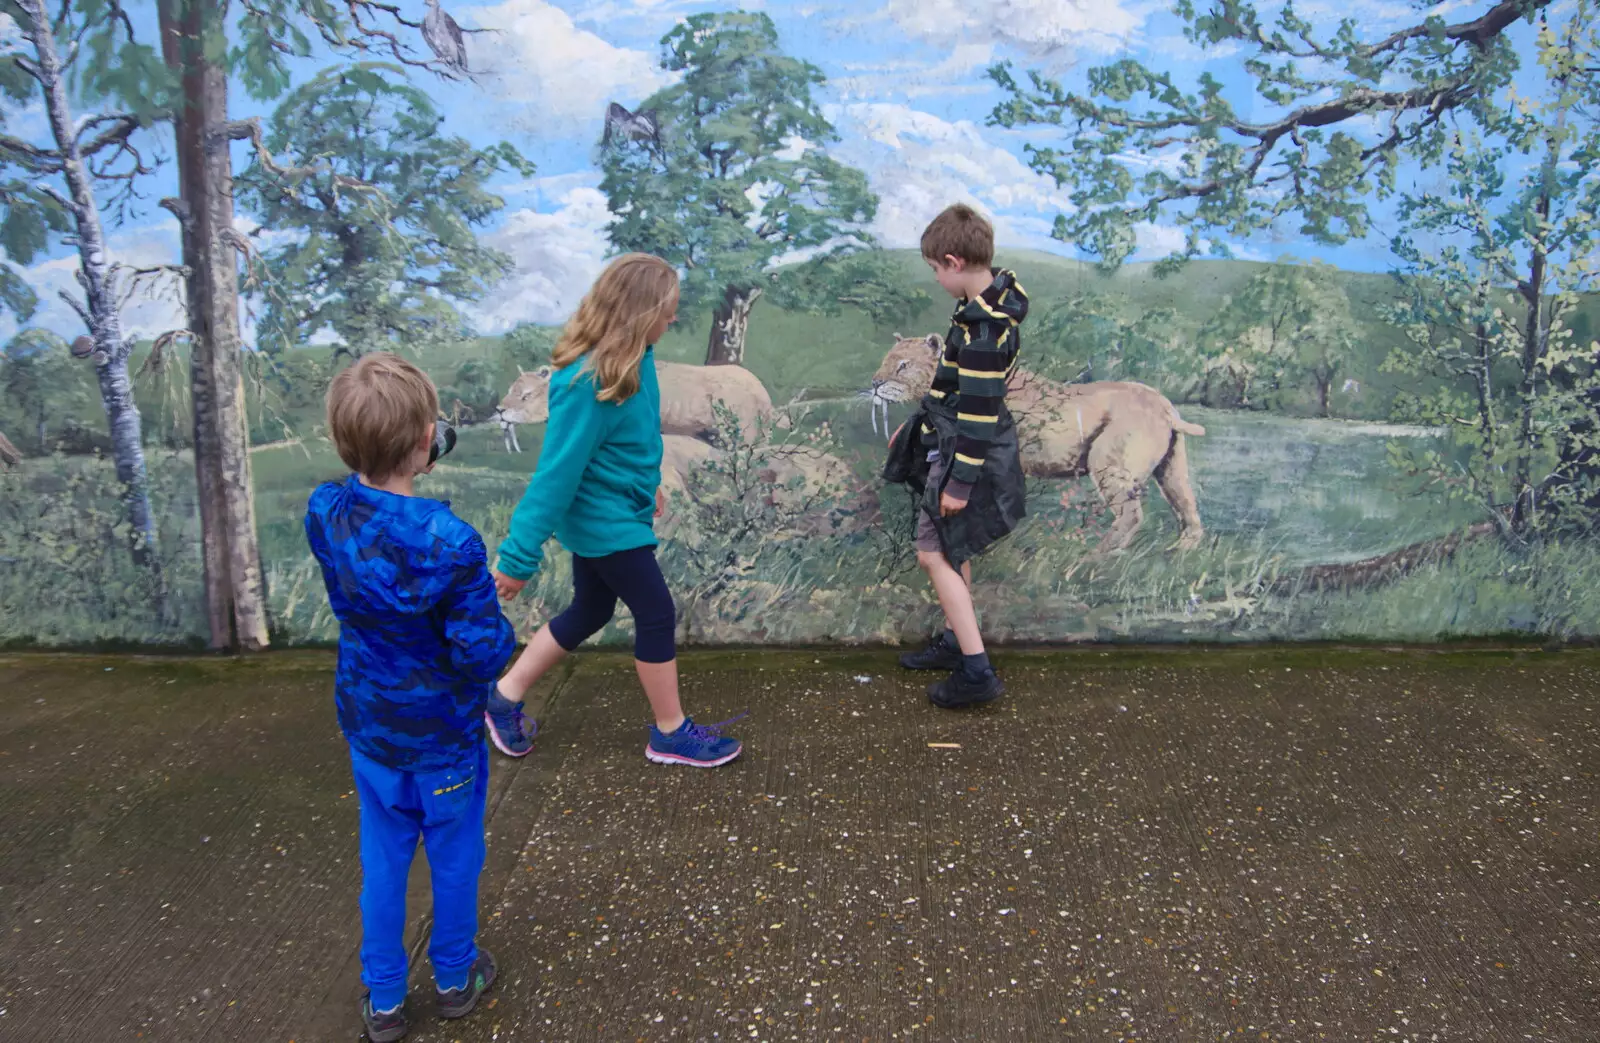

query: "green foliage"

left=1197, top=261, right=1360, bottom=414
left=0, top=451, right=204, bottom=646
left=766, top=252, right=929, bottom=330
left=1264, top=537, right=1600, bottom=641
left=600, top=12, right=877, bottom=316
left=437, top=357, right=501, bottom=425
left=0, top=5, right=77, bottom=324
left=658, top=402, right=853, bottom=639
left=237, top=63, right=534, bottom=356
left=502, top=323, right=556, bottom=372
left=988, top=0, right=1531, bottom=268
left=1382, top=5, right=1600, bottom=535
left=1029, top=292, right=1187, bottom=390
left=0, top=332, right=103, bottom=454
left=227, top=0, right=444, bottom=102
left=68, top=0, right=179, bottom=121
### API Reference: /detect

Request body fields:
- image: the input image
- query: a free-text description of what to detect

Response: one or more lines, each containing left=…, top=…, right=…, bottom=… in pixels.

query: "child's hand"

left=939, top=491, right=968, bottom=517
left=655, top=486, right=666, bottom=518
left=493, top=569, right=527, bottom=601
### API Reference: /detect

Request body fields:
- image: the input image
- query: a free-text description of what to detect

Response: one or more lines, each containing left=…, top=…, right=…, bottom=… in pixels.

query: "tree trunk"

left=1511, top=190, right=1553, bottom=537
left=705, top=285, right=761, bottom=366
left=0, top=429, right=18, bottom=466
left=160, top=0, right=270, bottom=650
left=21, top=0, right=162, bottom=580
left=1472, top=316, right=1498, bottom=492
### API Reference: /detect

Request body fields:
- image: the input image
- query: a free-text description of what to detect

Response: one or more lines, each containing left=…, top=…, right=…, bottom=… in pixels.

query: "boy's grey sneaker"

left=899, top=633, right=963, bottom=672
left=361, top=996, right=409, bottom=1042
left=928, top=668, right=1004, bottom=709
left=437, top=948, right=498, bottom=1020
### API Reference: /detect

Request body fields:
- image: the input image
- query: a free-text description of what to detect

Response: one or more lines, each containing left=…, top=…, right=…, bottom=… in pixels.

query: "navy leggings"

left=548, top=546, right=676, bottom=663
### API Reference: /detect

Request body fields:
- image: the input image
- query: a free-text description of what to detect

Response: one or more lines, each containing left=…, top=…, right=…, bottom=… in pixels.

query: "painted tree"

left=1382, top=8, right=1600, bottom=536
left=0, top=0, right=176, bottom=583
left=987, top=0, right=1600, bottom=529
left=1030, top=292, right=1184, bottom=388
left=600, top=11, right=879, bottom=366
left=770, top=252, right=930, bottom=332
left=0, top=331, right=99, bottom=453
left=143, top=0, right=477, bottom=649
left=1198, top=262, right=1358, bottom=415
left=988, top=0, right=1538, bottom=270
left=237, top=63, right=531, bottom=358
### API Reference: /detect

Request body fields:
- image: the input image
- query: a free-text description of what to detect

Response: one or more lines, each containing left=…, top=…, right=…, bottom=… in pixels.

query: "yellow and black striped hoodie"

left=924, top=268, right=1029, bottom=490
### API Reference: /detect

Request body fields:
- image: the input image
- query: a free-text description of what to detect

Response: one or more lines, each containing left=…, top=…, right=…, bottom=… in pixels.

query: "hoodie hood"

left=954, top=268, right=1029, bottom=328
left=953, top=268, right=1030, bottom=329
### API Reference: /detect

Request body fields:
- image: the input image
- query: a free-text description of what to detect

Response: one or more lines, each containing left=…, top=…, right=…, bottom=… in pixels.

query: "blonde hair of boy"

left=553, top=253, right=679, bottom=403
left=920, top=204, right=994, bottom=268
left=326, top=353, right=439, bottom=482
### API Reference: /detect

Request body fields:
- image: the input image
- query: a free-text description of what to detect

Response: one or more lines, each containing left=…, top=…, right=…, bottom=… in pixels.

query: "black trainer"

left=361, top=996, right=409, bottom=1042
left=437, top=948, right=498, bottom=1020
left=899, top=633, right=963, bottom=672
left=928, top=668, right=1004, bottom=709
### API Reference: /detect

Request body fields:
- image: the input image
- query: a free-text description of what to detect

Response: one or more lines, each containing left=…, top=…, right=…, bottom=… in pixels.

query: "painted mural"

left=1, top=0, right=1597, bottom=649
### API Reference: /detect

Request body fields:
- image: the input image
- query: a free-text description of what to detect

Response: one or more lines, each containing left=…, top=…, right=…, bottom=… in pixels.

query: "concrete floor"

left=0, top=647, right=1597, bottom=1042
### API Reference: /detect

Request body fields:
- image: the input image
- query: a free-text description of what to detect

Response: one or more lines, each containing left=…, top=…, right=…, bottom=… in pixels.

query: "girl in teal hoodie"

left=487, top=253, right=742, bottom=768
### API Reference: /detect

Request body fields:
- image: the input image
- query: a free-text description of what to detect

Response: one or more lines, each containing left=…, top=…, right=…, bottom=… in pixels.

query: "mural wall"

left=2, top=0, right=1598, bottom=649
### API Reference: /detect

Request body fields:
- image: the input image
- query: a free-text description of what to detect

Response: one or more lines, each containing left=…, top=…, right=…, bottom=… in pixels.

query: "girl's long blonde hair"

left=553, top=253, right=679, bottom=403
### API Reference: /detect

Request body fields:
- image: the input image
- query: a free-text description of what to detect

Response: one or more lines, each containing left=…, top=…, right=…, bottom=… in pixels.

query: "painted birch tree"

left=0, top=0, right=175, bottom=589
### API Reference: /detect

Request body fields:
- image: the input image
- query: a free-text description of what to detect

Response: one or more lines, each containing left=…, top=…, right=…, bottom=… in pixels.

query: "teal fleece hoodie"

left=494, top=347, right=663, bottom=580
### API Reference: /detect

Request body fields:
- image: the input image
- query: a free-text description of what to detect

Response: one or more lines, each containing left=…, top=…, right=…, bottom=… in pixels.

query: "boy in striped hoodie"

left=891, top=204, right=1029, bottom=708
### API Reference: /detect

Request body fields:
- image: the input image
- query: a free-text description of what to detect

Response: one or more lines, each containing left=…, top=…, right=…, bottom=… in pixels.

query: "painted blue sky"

left=0, top=0, right=1547, bottom=344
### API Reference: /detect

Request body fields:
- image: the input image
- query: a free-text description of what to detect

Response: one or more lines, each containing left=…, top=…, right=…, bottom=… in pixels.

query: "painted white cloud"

left=1132, top=222, right=1188, bottom=259
left=825, top=102, right=1075, bottom=252
left=883, top=0, right=1145, bottom=66
left=473, top=182, right=613, bottom=329
left=830, top=44, right=1000, bottom=101
left=462, top=0, right=675, bottom=135
left=566, top=0, right=725, bottom=24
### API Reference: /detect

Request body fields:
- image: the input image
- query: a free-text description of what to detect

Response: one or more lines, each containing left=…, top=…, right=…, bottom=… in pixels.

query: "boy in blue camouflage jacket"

left=304, top=353, right=516, bottom=1042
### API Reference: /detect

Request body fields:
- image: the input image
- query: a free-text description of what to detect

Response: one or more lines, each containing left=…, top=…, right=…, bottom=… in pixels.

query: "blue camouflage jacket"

left=305, top=475, right=517, bottom=772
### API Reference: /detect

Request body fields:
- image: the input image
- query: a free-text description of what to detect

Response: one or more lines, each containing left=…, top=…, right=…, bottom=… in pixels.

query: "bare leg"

left=635, top=659, right=686, bottom=734
left=920, top=550, right=983, bottom=655
left=496, top=625, right=567, bottom=703
left=940, top=560, right=973, bottom=634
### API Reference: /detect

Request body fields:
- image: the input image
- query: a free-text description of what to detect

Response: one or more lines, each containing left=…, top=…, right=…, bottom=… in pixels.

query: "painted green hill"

left=653, top=248, right=1426, bottom=420
left=0, top=248, right=1501, bottom=462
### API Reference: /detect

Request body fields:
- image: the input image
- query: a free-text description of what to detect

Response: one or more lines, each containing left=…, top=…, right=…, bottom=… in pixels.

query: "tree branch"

left=32, top=180, right=76, bottom=214
left=76, top=114, right=142, bottom=158
left=1366, top=0, right=1548, bottom=57
left=56, top=288, right=89, bottom=327
left=221, top=117, right=384, bottom=197
left=0, top=133, right=63, bottom=174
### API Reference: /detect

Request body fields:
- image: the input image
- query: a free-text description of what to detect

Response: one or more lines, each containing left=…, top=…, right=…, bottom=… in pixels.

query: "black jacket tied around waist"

left=882, top=393, right=1026, bottom=569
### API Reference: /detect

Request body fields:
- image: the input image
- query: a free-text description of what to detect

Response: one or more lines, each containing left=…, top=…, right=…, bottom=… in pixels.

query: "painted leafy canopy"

left=600, top=12, right=890, bottom=317
left=990, top=0, right=1541, bottom=271
left=236, top=63, right=533, bottom=355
